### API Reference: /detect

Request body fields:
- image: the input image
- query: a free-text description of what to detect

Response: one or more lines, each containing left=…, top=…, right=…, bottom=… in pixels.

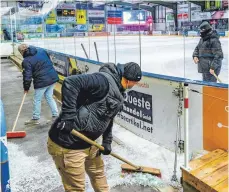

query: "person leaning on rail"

left=47, top=62, right=142, bottom=192
left=192, top=21, right=224, bottom=82
left=18, top=44, right=59, bottom=125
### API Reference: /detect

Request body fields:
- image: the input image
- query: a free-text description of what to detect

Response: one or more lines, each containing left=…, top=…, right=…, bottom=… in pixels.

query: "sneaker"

left=24, top=119, right=40, bottom=125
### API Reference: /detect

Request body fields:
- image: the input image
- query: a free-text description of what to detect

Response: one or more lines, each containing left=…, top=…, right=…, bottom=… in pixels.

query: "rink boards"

left=11, top=43, right=229, bottom=155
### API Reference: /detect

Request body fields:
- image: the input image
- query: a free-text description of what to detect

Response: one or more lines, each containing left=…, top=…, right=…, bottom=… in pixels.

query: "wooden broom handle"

left=71, top=129, right=140, bottom=170
left=12, top=93, right=27, bottom=132
left=213, top=72, right=222, bottom=83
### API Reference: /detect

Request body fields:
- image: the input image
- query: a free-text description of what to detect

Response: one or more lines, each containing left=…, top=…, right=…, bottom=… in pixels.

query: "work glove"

left=57, top=120, right=77, bottom=133
left=100, top=143, right=112, bottom=155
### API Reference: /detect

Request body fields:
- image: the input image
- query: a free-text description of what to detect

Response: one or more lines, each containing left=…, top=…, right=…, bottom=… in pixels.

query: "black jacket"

left=22, top=46, right=59, bottom=91
left=193, top=30, right=223, bottom=73
left=3, top=29, right=11, bottom=40
left=49, top=63, right=125, bottom=149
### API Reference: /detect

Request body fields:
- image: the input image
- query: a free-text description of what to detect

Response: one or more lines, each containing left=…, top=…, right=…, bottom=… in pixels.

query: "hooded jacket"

left=49, top=63, right=125, bottom=149
left=22, top=46, right=59, bottom=90
left=193, top=30, right=223, bottom=73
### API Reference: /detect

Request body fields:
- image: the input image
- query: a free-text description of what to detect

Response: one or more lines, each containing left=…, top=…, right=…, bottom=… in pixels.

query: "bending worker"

left=18, top=44, right=59, bottom=125
left=47, top=62, right=142, bottom=192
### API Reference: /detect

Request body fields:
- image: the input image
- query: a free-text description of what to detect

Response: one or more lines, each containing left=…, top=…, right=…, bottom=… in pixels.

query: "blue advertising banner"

left=76, top=3, right=105, bottom=10
left=18, top=1, right=44, bottom=9
left=22, top=17, right=43, bottom=24
left=89, top=17, right=105, bottom=24
left=76, top=2, right=88, bottom=10
left=88, top=3, right=105, bottom=10
left=107, top=10, right=122, bottom=18
left=46, top=24, right=65, bottom=33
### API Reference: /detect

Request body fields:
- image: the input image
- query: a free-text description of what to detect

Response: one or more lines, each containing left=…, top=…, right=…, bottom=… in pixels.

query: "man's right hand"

left=193, top=57, right=199, bottom=64
left=24, top=90, right=28, bottom=94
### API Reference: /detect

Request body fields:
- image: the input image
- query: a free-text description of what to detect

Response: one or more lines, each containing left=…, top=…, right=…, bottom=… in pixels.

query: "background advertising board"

left=22, top=17, right=42, bottom=25
left=88, top=10, right=105, bottom=18
left=87, top=3, right=105, bottom=10
left=20, top=24, right=43, bottom=33
left=107, top=10, right=123, bottom=24
left=191, top=10, right=228, bottom=21
left=88, top=17, right=105, bottom=24
left=123, top=10, right=146, bottom=24
left=76, top=10, right=87, bottom=24
left=46, top=24, right=65, bottom=33
left=177, top=3, right=189, bottom=21
left=205, top=0, right=221, bottom=11
left=223, top=0, right=228, bottom=8
left=45, top=10, right=56, bottom=24
left=18, top=1, right=44, bottom=15
left=76, top=3, right=88, bottom=10
left=89, top=24, right=105, bottom=32
left=76, top=24, right=87, bottom=31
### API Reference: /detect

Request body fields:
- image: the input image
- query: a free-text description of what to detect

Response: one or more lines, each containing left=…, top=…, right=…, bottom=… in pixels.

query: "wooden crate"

left=181, top=149, right=228, bottom=192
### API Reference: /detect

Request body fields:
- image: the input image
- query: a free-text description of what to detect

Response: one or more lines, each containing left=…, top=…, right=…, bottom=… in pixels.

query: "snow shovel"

left=71, top=129, right=161, bottom=177
left=7, top=93, right=27, bottom=138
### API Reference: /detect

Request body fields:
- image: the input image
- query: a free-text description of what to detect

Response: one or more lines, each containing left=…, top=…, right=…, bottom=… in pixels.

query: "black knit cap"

left=199, top=21, right=212, bottom=32
left=123, top=62, right=142, bottom=81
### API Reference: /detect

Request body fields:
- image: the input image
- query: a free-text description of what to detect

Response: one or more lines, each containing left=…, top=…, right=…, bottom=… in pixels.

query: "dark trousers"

left=202, top=67, right=221, bottom=82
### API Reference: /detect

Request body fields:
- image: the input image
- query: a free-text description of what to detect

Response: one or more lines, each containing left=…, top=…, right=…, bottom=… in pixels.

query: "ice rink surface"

left=25, top=35, right=228, bottom=83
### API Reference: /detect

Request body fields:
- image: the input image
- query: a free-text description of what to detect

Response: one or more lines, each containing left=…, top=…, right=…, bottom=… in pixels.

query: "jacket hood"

left=23, top=46, right=37, bottom=58
left=99, top=63, right=124, bottom=91
left=202, top=30, right=219, bottom=41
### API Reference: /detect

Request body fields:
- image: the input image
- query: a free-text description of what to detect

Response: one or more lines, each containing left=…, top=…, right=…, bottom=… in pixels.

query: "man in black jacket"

left=47, top=62, right=142, bottom=192
left=18, top=44, right=59, bottom=125
left=193, top=21, right=223, bottom=82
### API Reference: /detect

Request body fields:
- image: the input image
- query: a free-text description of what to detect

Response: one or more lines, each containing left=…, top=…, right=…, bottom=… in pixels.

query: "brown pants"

left=47, top=138, right=109, bottom=192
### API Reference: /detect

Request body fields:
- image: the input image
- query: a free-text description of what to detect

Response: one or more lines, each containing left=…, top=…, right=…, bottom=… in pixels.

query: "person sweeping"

left=18, top=44, right=59, bottom=125
left=47, top=62, right=142, bottom=192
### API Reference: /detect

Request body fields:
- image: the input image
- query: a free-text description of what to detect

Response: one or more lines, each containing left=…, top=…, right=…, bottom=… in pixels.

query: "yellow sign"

left=77, top=10, right=86, bottom=24
left=46, top=10, right=56, bottom=24
left=89, top=24, right=104, bottom=32
left=205, top=0, right=221, bottom=10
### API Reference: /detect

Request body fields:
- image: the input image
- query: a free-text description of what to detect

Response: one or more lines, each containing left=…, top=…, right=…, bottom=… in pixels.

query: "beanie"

left=123, top=62, right=142, bottom=81
left=199, top=21, right=212, bottom=32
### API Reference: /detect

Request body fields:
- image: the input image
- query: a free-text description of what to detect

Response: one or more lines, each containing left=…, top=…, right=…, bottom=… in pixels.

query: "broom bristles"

left=7, top=131, right=26, bottom=138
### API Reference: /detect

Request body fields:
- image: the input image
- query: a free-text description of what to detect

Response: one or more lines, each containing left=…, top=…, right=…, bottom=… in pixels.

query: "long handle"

left=12, top=93, right=27, bottom=132
left=94, top=42, right=99, bottom=62
left=71, top=129, right=140, bottom=170
left=213, top=72, right=222, bottom=83
left=81, top=43, right=89, bottom=59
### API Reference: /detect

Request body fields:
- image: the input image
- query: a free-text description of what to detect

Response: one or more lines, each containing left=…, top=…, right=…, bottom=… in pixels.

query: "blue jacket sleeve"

left=22, top=60, right=32, bottom=91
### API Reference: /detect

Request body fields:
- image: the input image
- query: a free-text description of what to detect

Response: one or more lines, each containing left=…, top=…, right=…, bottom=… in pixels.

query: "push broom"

left=7, top=93, right=27, bottom=138
left=71, top=129, right=161, bottom=177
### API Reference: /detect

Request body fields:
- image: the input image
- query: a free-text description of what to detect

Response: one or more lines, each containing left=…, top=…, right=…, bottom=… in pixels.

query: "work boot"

left=24, top=119, right=40, bottom=125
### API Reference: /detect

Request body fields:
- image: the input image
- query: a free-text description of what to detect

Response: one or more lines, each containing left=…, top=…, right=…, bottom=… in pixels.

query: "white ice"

left=24, top=35, right=228, bottom=83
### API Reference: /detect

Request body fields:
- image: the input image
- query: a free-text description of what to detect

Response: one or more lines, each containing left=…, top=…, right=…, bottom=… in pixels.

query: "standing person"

left=47, top=62, right=142, bottom=192
left=3, top=28, right=11, bottom=40
left=193, top=21, right=224, bottom=82
left=18, top=44, right=59, bottom=125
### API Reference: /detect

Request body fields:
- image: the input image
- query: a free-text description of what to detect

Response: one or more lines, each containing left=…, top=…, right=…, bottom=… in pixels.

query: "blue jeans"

left=33, top=83, right=58, bottom=120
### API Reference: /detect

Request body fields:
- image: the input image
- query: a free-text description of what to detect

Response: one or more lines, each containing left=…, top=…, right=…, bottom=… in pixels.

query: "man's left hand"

left=209, top=69, right=215, bottom=75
